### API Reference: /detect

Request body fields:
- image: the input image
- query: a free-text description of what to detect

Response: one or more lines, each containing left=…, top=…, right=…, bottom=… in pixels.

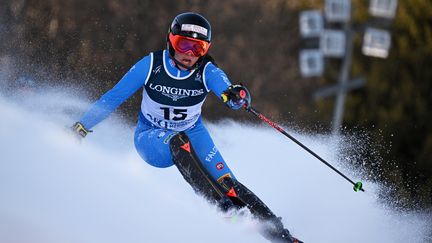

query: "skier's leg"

left=171, top=120, right=302, bottom=243
left=134, top=118, right=301, bottom=241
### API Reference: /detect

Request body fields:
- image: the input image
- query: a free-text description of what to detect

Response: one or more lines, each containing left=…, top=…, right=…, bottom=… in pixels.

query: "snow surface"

left=0, top=89, right=430, bottom=243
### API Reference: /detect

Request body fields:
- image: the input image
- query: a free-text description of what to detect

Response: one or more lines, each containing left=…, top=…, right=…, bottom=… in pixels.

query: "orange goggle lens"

left=169, top=33, right=210, bottom=57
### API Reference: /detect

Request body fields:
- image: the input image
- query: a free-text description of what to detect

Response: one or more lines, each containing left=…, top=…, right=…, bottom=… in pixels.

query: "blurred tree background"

left=0, top=0, right=431, bottom=209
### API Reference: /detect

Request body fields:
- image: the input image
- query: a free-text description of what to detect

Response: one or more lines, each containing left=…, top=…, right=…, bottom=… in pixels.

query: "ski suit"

left=79, top=49, right=301, bottom=243
left=79, top=50, right=235, bottom=182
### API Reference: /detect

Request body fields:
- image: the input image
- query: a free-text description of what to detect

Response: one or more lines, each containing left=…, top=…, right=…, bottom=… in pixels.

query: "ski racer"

left=71, top=12, right=302, bottom=243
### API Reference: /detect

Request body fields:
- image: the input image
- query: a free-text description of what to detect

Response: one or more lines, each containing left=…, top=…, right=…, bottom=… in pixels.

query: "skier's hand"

left=221, top=84, right=251, bottom=110
left=71, top=122, right=92, bottom=140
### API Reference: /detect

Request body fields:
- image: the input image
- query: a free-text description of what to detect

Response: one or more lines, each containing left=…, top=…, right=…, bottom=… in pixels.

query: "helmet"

left=169, top=12, right=211, bottom=42
left=167, top=12, right=212, bottom=69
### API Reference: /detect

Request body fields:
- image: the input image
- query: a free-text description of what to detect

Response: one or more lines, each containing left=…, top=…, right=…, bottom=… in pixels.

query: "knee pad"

left=218, top=176, right=279, bottom=221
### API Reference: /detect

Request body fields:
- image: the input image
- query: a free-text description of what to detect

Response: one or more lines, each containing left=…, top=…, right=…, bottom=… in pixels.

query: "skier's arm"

left=204, top=63, right=251, bottom=110
left=74, top=54, right=152, bottom=134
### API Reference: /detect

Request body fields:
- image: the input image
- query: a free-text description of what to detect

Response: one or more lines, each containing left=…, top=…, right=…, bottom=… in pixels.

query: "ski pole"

left=245, top=106, right=364, bottom=192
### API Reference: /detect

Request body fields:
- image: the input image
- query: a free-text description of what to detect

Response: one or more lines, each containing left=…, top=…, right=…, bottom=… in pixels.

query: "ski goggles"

left=169, top=33, right=211, bottom=57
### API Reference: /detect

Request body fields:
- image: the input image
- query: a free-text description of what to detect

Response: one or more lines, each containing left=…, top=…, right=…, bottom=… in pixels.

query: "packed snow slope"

left=0, top=89, right=430, bottom=243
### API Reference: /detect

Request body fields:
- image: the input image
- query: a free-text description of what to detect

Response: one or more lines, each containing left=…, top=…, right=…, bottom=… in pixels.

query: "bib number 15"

left=160, top=107, right=187, bottom=121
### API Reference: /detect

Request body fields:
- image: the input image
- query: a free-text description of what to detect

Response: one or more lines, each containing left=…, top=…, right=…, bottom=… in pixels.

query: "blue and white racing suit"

left=79, top=50, right=236, bottom=182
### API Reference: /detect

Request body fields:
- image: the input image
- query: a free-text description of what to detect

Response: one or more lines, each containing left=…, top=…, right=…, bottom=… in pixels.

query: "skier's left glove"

left=71, top=122, right=92, bottom=139
left=221, top=84, right=251, bottom=110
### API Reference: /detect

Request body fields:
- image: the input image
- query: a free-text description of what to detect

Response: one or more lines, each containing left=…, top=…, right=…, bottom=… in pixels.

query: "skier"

left=72, top=12, right=302, bottom=243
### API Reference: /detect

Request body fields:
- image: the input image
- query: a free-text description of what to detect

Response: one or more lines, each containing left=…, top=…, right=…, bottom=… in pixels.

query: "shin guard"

left=218, top=176, right=298, bottom=242
left=170, top=132, right=234, bottom=211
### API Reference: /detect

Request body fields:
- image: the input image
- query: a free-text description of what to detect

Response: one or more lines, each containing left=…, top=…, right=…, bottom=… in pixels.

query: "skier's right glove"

left=71, top=122, right=92, bottom=139
left=221, top=84, right=251, bottom=110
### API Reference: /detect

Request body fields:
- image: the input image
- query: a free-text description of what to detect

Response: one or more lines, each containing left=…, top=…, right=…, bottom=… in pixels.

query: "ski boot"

left=278, top=228, right=303, bottom=243
left=261, top=216, right=303, bottom=243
